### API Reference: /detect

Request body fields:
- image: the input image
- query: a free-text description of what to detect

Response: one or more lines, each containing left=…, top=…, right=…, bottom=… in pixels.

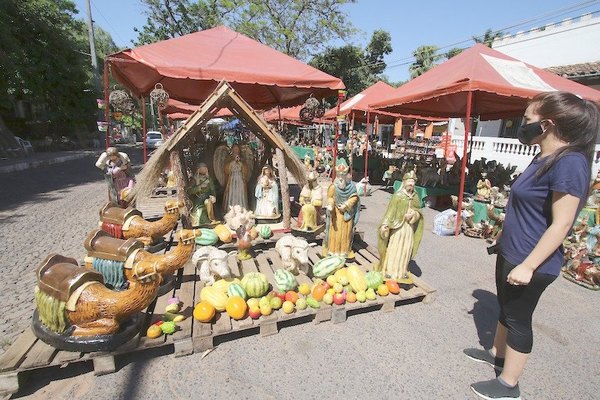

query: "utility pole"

left=86, top=0, right=101, bottom=93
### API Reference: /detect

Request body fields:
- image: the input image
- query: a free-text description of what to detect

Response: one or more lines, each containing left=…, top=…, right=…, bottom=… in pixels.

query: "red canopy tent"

left=371, top=43, right=600, bottom=235
left=107, top=25, right=344, bottom=109
left=164, top=99, right=233, bottom=120
left=105, top=25, right=344, bottom=161
left=323, top=81, right=445, bottom=189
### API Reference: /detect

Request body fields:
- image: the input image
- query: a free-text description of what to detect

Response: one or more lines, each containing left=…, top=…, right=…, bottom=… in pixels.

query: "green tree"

left=0, top=0, right=97, bottom=138
left=134, top=0, right=356, bottom=60
left=309, top=30, right=393, bottom=97
left=473, top=28, right=504, bottom=47
left=409, top=45, right=443, bottom=79
left=445, top=47, right=463, bottom=59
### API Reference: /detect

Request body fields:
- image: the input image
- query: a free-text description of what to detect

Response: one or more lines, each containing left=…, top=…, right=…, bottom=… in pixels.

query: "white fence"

left=452, top=135, right=600, bottom=176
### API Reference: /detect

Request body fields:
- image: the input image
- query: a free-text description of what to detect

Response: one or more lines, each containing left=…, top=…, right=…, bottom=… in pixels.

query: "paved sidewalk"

left=0, top=151, right=97, bottom=174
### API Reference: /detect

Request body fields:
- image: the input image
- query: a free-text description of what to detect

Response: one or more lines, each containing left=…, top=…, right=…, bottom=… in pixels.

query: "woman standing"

left=465, top=92, right=600, bottom=400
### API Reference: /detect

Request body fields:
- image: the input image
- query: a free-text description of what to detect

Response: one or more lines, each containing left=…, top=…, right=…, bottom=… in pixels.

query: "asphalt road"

left=0, top=148, right=598, bottom=399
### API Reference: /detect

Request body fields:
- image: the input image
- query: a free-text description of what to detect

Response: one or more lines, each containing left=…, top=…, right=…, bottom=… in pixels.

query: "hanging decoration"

left=112, top=111, right=123, bottom=121
left=109, top=87, right=131, bottom=112
left=150, top=83, right=169, bottom=110
left=299, top=95, right=325, bottom=122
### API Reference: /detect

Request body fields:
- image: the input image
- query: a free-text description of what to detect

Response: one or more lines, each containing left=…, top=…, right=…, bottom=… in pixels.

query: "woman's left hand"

left=507, top=264, right=534, bottom=286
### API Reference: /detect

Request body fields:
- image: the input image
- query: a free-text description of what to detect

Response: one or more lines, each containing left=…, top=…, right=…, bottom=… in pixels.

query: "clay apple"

left=333, top=292, right=345, bottom=305
left=248, top=307, right=261, bottom=319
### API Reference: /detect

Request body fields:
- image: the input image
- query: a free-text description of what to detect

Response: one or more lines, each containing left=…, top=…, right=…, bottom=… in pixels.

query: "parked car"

left=15, top=136, right=34, bottom=155
left=145, top=131, right=164, bottom=149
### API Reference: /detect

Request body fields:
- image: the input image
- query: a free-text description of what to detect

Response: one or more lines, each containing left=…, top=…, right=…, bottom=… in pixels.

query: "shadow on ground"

left=468, top=289, right=499, bottom=348
left=0, top=146, right=143, bottom=212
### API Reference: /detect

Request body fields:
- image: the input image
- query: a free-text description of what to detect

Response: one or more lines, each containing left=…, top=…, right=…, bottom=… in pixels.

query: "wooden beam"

left=276, top=148, right=291, bottom=229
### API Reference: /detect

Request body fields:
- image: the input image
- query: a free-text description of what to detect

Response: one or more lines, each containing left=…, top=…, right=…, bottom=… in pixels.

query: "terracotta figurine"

left=475, top=172, right=492, bottom=201
left=187, top=163, right=218, bottom=226
left=323, top=160, right=360, bottom=258
left=376, top=170, right=424, bottom=282
left=95, top=147, right=135, bottom=206
left=297, top=170, right=323, bottom=231
left=254, top=165, right=279, bottom=218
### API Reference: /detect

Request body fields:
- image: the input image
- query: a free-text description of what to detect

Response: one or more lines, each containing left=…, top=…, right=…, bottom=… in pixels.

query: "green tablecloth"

left=472, top=200, right=505, bottom=224
left=578, top=207, right=596, bottom=226
left=291, top=146, right=315, bottom=160
left=392, top=182, right=460, bottom=207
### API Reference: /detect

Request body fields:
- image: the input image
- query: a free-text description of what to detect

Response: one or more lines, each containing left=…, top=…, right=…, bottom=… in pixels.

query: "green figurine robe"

left=377, top=187, right=424, bottom=281
left=187, top=175, right=217, bottom=226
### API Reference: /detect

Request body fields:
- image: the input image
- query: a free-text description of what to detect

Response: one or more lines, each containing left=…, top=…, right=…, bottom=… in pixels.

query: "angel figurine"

left=214, top=143, right=254, bottom=212
left=254, top=165, right=279, bottom=218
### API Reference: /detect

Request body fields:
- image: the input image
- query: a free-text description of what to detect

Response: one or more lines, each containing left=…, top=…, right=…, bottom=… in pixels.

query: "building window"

left=500, top=117, right=522, bottom=138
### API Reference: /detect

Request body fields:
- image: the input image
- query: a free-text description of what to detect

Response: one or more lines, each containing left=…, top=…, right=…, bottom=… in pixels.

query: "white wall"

left=492, top=13, right=600, bottom=68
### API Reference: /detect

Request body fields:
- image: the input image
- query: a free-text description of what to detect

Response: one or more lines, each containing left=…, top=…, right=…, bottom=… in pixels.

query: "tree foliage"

left=409, top=45, right=443, bottom=79
left=309, top=30, right=392, bottom=97
left=473, top=28, right=504, bottom=47
left=0, top=0, right=100, bottom=137
left=135, top=0, right=356, bottom=60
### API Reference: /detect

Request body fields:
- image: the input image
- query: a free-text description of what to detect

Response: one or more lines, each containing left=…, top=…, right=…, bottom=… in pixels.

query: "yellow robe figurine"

left=323, top=161, right=360, bottom=258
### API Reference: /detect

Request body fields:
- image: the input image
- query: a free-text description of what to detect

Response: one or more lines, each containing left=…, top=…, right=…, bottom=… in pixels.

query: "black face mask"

left=517, top=121, right=543, bottom=145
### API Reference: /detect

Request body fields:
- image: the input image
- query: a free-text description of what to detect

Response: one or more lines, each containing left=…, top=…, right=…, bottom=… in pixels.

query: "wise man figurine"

left=376, top=170, right=424, bottom=284
left=323, top=159, right=360, bottom=258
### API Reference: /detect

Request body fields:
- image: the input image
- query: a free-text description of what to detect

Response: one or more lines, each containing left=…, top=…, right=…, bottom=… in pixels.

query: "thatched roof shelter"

left=131, top=81, right=307, bottom=229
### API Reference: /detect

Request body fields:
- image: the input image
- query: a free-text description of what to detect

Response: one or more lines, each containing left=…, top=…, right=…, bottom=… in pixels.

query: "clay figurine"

left=192, top=246, right=232, bottom=285
left=99, top=199, right=183, bottom=246
left=475, top=172, right=492, bottom=202
left=95, top=147, right=135, bottom=206
left=296, top=170, right=323, bottom=232
left=32, top=229, right=199, bottom=351
left=275, top=236, right=311, bottom=275
left=187, top=163, right=218, bottom=226
left=323, top=159, right=360, bottom=258
left=254, top=165, right=280, bottom=219
left=224, top=205, right=258, bottom=261
left=214, top=144, right=253, bottom=211
left=376, top=170, right=424, bottom=283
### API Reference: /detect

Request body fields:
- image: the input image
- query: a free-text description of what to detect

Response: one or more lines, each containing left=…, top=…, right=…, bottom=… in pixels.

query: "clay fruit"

left=312, top=284, right=326, bottom=301
left=146, top=324, right=162, bottom=339
left=346, top=292, right=357, bottom=303
left=377, top=284, right=389, bottom=297
left=247, top=298, right=260, bottom=309
left=282, top=301, right=295, bottom=314
left=270, top=296, right=283, bottom=310
left=260, top=304, right=273, bottom=316
left=333, top=292, right=345, bottom=305
left=366, top=288, right=377, bottom=300
left=285, top=291, right=299, bottom=304
left=386, top=280, right=400, bottom=295
left=225, top=296, right=248, bottom=320
left=356, top=291, right=367, bottom=303
left=296, top=298, right=308, bottom=310
left=193, top=301, right=216, bottom=322
left=323, top=292, right=334, bottom=305
left=248, top=307, right=261, bottom=319
left=298, top=283, right=311, bottom=296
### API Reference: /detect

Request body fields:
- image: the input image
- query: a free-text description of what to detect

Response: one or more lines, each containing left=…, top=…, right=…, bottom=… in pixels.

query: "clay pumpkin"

left=193, top=301, right=216, bottom=322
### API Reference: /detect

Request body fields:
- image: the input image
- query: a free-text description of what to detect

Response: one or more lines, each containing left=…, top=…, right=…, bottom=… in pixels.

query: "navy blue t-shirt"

left=499, top=152, right=589, bottom=276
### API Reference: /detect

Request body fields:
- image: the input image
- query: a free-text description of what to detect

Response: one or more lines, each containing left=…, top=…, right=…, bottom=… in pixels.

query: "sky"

left=72, top=0, right=600, bottom=82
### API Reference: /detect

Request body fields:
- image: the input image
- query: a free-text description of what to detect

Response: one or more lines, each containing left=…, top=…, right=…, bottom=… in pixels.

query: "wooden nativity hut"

left=130, top=81, right=307, bottom=230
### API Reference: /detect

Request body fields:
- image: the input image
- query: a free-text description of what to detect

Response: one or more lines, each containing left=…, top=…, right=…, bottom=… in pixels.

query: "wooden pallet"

left=0, top=238, right=435, bottom=396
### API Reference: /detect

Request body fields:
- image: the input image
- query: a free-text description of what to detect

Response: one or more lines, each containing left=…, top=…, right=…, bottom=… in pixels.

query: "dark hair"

left=531, top=91, right=600, bottom=177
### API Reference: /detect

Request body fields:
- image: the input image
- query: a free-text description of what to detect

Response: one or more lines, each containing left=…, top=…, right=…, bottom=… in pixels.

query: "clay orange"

left=193, top=301, right=216, bottom=322
left=386, top=280, right=401, bottom=295
left=225, top=296, right=248, bottom=320
left=312, top=284, right=326, bottom=301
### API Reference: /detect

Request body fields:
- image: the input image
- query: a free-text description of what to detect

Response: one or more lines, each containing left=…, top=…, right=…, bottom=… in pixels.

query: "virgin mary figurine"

left=254, top=165, right=279, bottom=218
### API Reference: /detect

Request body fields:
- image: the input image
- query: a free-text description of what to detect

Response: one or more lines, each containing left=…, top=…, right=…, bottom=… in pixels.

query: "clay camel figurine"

left=99, top=199, right=184, bottom=246
left=85, top=229, right=201, bottom=283
left=35, top=229, right=200, bottom=337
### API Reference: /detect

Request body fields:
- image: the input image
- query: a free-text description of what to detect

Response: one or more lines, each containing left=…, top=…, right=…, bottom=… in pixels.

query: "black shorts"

left=495, top=254, right=557, bottom=353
